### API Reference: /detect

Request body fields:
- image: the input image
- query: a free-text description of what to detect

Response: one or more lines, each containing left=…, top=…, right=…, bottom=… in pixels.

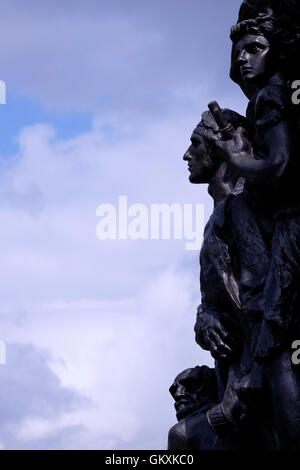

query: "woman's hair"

left=230, top=11, right=277, bottom=43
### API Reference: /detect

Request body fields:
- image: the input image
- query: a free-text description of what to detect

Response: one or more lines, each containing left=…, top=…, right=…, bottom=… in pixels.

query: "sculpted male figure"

left=180, top=111, right=268, bottom=446
left=183, top=109, right=281, bottom=448
left=183, top=110, right=247, bottom=387
left=168, top=366, right=223, bottom=450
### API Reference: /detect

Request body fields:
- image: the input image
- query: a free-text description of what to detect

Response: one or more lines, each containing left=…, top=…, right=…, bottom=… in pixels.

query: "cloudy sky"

left=0, top=0, right=248, bottom=449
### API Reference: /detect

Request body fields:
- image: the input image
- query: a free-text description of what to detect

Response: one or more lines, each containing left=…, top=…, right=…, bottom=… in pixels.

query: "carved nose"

left=237, top=50, right=248, bottom=65
left=183, top=150, right=192, bottom=162
left=174, top=385, right=186, bottom=398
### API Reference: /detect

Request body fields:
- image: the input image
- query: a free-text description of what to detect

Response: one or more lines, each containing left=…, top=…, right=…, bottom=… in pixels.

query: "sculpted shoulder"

left=168, top=410, right=218, bottom=451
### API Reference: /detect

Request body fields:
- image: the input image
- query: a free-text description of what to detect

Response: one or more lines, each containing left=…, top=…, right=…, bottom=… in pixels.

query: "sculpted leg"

left=265, top=351, right=300, bottom=450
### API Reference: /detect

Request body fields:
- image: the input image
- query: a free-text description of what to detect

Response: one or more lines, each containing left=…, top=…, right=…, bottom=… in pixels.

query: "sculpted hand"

left=205, top=127, right=253, bottom=166
left=221, top=380, right=248, bottom=429
left=206, top=378, right=248, bottom=436
left=195, top=306, right=241, bottom=361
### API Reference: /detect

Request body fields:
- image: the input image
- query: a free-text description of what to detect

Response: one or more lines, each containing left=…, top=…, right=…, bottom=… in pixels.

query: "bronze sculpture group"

left=168, top=0, right=300, bottom=450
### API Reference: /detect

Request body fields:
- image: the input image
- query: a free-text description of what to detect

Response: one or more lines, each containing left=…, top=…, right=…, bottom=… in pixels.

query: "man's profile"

left=168, top=366, right=235, bottom=450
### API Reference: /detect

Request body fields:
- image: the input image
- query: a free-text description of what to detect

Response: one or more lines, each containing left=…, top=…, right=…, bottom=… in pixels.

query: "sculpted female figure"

left=202, top=4, right=300, bottom=449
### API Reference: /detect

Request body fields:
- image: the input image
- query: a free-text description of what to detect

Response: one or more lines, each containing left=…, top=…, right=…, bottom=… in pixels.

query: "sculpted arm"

left=209, top=121, right=291, bottom=184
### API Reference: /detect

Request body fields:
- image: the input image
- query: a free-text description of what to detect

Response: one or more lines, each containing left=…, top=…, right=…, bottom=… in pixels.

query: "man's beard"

left=176, top=401, right=199, bottom=421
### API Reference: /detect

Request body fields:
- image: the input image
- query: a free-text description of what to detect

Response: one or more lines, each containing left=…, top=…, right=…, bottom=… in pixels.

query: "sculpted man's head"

left=183, top=111, right=224, bottom=184
left=183, top=110, right=250, bottom=204
left=169, top=366, right=218, bottom=421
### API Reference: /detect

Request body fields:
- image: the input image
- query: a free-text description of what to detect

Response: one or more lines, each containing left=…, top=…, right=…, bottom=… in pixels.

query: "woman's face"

left=236, top=33, right=273, bottom=87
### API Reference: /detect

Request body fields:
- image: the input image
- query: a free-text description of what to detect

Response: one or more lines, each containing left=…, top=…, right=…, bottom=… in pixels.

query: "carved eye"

left=246, top=43, right=264, bottom=54
left=191, top=137, right=201, bottom=148
left=182, top=378, right=199, bottom=390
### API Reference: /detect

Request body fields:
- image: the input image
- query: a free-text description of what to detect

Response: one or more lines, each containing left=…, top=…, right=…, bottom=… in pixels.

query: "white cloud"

left=0, top=111, right=214, bottom=308
left=1, top=268, right=213, bottom=449
left=0, top=112, right=214, bottom=449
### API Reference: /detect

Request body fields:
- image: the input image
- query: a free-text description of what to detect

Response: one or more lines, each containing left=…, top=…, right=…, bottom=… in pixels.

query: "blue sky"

left=0, top=0, right=248, bottom=449
left=0, top=96, right=92, bottom=156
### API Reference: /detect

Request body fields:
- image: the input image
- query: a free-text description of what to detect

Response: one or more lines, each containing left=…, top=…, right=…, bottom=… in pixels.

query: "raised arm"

left=207, top=121, right=291, bottom=184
